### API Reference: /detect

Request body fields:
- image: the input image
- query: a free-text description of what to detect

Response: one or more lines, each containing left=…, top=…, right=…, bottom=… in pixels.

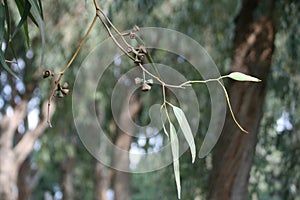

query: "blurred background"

left=0, top=0, right=299, bottom=199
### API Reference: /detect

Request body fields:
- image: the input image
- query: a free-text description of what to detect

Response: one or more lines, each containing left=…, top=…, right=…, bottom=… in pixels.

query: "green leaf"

left=173, top=106, right=196, bottom=163
left=170, top=123, right=181, bottom=199
left=0, top=50, right=18, bottom=78
left=23, top=21, right=30, bottom=47
left=160, top=107, right=169, bottom=137
left=3, top=0, right=10, bottom=40
left=0, top=3, right=5, bottom=41
left=11, top=0, right=31, bottom=41
left=15, top=0, right=38, bottom=26
left=28, top=0, right=45, bottom=65
left=227, top=72, right=261, bottom=82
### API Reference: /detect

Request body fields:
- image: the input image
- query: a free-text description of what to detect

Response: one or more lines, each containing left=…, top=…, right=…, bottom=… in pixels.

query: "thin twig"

left=47, top=15, right=97, bottom=127
left=138, top=63, right=184, bottom=89
left=217, top=80, right=248, bottom=133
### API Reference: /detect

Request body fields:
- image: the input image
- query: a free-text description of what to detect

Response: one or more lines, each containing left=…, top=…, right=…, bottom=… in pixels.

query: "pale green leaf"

left=227, top=72, right=261, bottom=82
left=160, top=107, right=169, bottom=138
left=173, top=106, right=196, bottom=163
left=170, top=123, right=181, bottom=199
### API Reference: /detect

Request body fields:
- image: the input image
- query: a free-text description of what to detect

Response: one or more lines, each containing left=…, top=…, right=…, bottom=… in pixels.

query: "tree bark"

left=208, top=0, right=275, bottom=199
left=0, top=100, right=54, bottom=200
left=94, top=162, right=110, bottom=200
left=61, top=157, right=75, bottom=200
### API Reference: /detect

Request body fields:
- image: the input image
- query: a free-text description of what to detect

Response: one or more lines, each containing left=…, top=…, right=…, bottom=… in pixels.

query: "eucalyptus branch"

left=41, top=2, right=262, bottom=198
left=44, top=1, right=261, bottom=135
left=93, top=0, right=132, bottom=48
left=46, top=15, right=97, bottom=127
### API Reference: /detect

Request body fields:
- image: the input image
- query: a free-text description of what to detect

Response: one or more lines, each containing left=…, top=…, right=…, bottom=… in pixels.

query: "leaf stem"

left=217, top=80, right=248, bottom=133
left=47, top=15, right=97, bottom=127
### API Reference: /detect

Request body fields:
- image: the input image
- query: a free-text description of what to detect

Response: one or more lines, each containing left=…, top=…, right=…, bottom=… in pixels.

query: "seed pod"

left=133, top=25, right=140, bottom=32
left=142, top=83, right=151, bottom=91
left=134, top=77, right=143, bottom=84
left=62, top=82, right=69, bottom=89
left=56, top=91, right=64, bottom=98
left=43, top=70, right=52, bottom=79
left=134, top=58, right=141, bottom=64
left=139, top=46, right=147, bottom=54
left=146, top=79, right=154, bottom=85
left=138, top=53, right=145, bottom=60
left=61, top=88, right=69, bottom=96
left=127, top=47, right=133, bottom=53
left=130, top=32, right=136, bottom=39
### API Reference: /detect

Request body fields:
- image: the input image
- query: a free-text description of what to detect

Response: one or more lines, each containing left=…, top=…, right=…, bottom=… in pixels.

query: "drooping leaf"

left=170, top=123, right=181, bottom=199
left=160, top=106, right=169, bottom=137
left=15, top=0, right=38, bottom=26
left=0, top=3, right=5, bottom=41
left=28, top=0, right=45, bottom=65
left=11, top=0, right=31, bottom=43
left=23, top=21, right=30, bottom=47
left=37, top=0, right=44, bottom=20
left=3, top=0, right=10, bottom=40
left=227, top=72, right=261, bottom=82
left=173, top=106, right=196, bottom=163
left=0, top=50, right=18, bottom=78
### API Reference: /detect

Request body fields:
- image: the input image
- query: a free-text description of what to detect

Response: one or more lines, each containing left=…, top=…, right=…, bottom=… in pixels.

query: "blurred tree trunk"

left=94, top=162, right=110, bottom=200
left=112, top=94, right=141, bottom=200
left=0, top=68, right=53, bottom=199
left=17, top=158, right=41, bottom=200
left=61, top=156, right=74, bottom=200
left=208, top=0, right=275, bottom=199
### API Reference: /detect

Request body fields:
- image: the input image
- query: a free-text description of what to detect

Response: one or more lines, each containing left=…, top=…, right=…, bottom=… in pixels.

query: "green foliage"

left=173, top=106, right=196, bottom=163
left=0, top=0, right=44, bottom=76
left=227, top=72, right=261, bottom=82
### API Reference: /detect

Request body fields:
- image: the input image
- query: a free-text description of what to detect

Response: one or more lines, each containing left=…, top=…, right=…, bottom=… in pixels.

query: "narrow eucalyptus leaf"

left=11, top=1, right=31, bottom=40
left=173, top=106, right=196, bottom=163
left=4, top=0, right=10, bottom=40
left=227, top=72, right=261, bottom=82
left=23, top=21, right=30, bottom=47
left=38, top=0, right=44, bottom=19
left=170, top=123, right=181, bottom=199
left=160, top=107, right=169, bottom=138
left=0, top=3, right=5, bottom=41
left=28, top=0, right=45, bottom=65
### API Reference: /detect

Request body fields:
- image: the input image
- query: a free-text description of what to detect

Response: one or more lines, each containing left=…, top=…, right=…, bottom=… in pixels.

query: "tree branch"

left=0, top=101, right=28, bottom=149
left=13, top=101, right=55, bottom=166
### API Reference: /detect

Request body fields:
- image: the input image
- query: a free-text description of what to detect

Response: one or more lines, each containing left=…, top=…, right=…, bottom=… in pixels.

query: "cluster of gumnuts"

left=43, top=70, right=69, bottom=98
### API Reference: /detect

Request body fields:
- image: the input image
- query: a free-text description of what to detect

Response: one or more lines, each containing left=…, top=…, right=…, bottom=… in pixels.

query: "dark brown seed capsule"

left=43, top=70, right=51, bottom=78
